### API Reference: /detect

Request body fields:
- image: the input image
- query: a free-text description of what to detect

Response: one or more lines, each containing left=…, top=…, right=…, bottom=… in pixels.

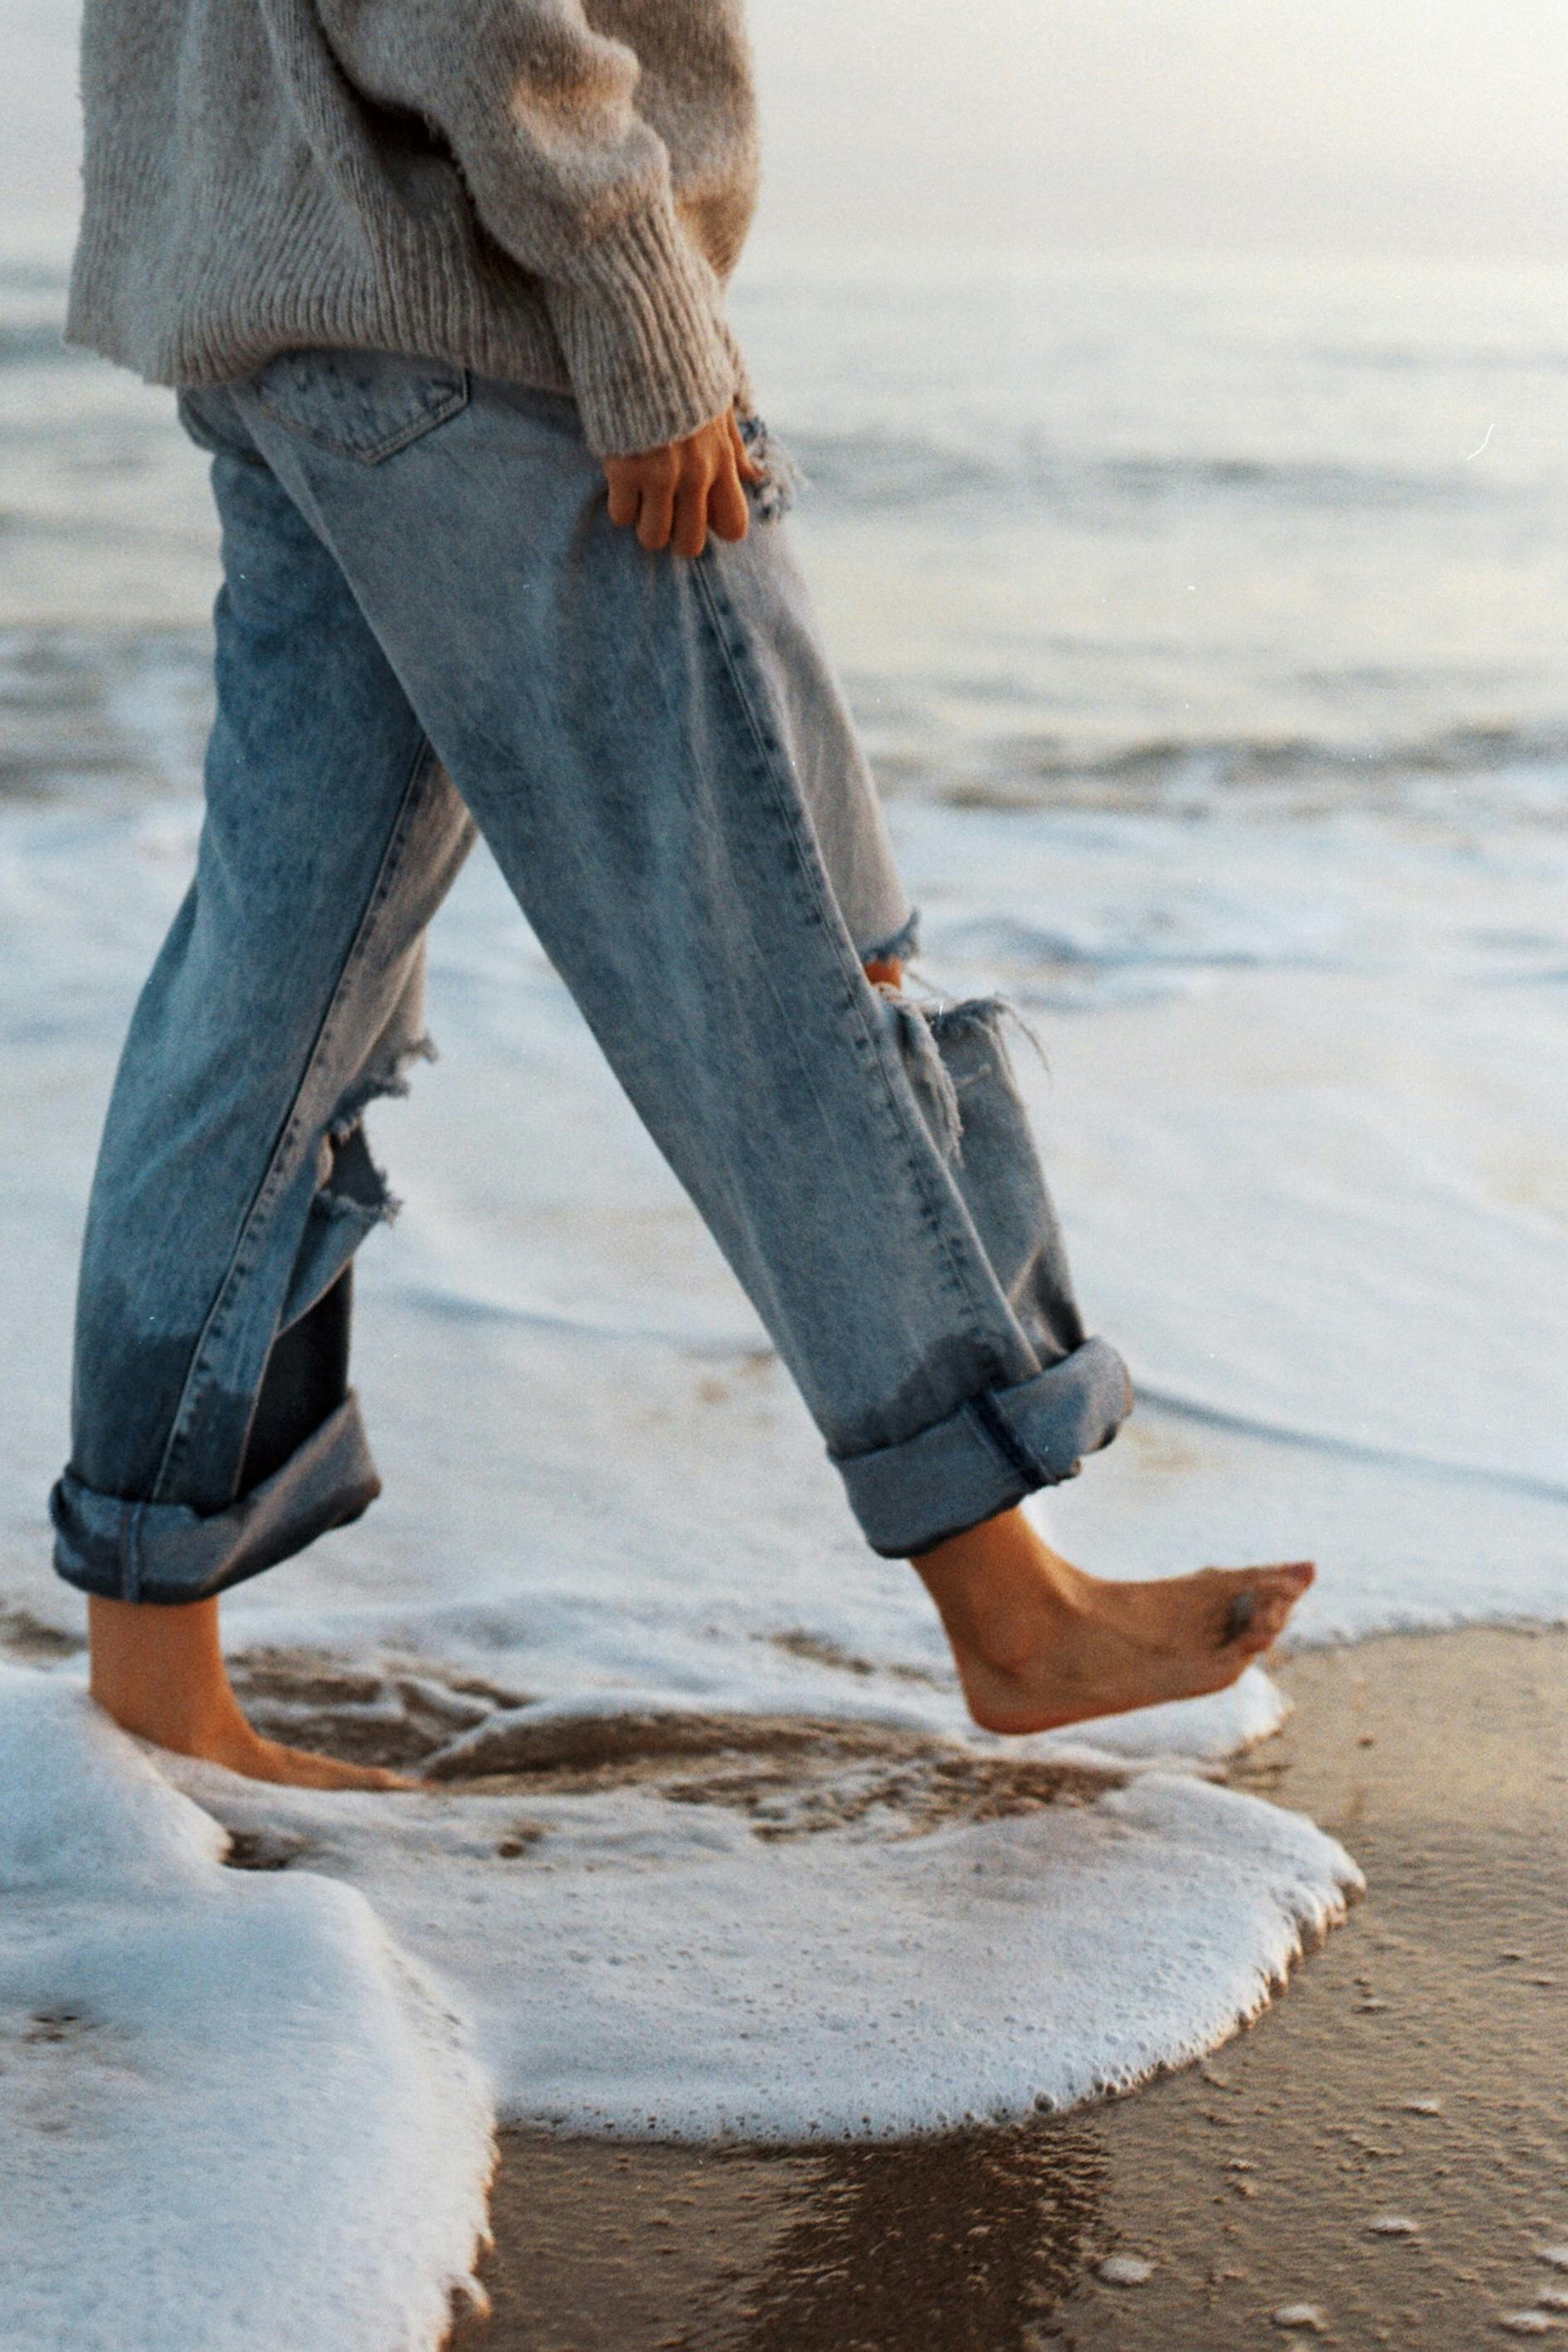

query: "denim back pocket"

left=248, top=348, right=470, bottom=464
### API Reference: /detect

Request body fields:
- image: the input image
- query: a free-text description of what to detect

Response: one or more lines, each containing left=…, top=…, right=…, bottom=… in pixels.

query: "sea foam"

left=0, top=1667, right=494, bottom=2352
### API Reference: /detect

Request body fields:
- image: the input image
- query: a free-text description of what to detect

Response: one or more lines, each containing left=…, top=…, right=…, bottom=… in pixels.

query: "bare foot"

left=87, top=1594, right=413, bottom=1790
left=912, top=1507, right=1314, bottom=1735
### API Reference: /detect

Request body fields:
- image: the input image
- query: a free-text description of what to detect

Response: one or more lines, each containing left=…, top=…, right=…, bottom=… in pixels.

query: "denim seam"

left=967, top=1389, right=1040, bottom=1486
left=117, top=1500, right=144, bottom=1603
left=150, top=735, right=441, bottom=1505
left=694, top=558, right=990, bottom=1356
left=691, top=557, right=1005, bottom=1379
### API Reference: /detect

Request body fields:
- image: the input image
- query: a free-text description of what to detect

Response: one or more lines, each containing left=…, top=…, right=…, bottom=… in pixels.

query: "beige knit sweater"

left=66, top=0, right=762, bottom=455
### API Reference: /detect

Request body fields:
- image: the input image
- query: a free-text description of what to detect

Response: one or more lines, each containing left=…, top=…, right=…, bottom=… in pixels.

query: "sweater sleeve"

left=314, top=0, right=745, bottom=455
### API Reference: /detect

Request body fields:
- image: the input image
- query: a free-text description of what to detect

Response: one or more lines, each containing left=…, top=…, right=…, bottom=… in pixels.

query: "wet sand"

left=447, top=1627, right=1568, bottom=2352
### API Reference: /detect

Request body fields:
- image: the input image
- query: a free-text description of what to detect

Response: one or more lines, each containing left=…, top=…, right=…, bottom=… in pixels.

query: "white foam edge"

left=161, top=1703, right=1361, bottom=2142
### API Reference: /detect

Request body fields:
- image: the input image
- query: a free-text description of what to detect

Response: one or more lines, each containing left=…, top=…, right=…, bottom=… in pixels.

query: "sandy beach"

left=448, top=1626, right=1568, bottom=2351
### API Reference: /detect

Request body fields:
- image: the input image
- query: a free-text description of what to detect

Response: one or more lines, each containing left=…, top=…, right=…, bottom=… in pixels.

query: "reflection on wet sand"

left=460, top=2120, right=1108, bottom=2352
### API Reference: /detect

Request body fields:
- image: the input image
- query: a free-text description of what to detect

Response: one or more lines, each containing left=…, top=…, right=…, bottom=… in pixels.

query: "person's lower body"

left=53, top=351, right=1310, bottom=1783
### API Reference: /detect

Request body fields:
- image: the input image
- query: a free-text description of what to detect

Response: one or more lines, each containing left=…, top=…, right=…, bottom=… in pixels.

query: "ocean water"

left=8, top=236, right=1568, bottom=813
left=741, top=246, right=1568, bottom=810
left=2, top=229, right=1565, bottom=2344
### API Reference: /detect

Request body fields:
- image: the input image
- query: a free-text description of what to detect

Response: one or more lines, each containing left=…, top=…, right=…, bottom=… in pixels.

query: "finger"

left=602, top=462, right=641, bottom=530
left=728, top=410, right=769, bottom=483
left=677, top=455, right=723, bottom=557
left=636, top=466, right=677, bottom=553
left=707, top=461, right=750, bottom=544
left=672, top=468, right=715, bottom=560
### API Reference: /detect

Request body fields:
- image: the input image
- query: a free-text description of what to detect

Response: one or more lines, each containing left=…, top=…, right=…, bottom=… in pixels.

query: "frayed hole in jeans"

left=735, top=411, right=802, bottom=522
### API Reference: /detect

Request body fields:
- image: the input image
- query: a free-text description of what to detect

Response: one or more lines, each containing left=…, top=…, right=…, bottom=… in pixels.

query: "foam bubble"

left=1098, top=2255, right=1156, bottom=2286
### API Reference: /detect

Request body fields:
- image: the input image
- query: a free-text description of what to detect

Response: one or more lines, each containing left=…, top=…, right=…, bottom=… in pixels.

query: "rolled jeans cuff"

left=49, top=1391, right=381, bottom=1605
left=832, top=1337, right=1133, bottom=1559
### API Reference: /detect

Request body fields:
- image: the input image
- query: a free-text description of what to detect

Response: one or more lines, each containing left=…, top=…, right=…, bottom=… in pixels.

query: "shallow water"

left=8, top=237, right=1568, bottom=814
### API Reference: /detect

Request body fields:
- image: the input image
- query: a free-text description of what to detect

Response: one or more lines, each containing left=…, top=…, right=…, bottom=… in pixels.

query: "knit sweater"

left=66, top=0, right=762, bottom=455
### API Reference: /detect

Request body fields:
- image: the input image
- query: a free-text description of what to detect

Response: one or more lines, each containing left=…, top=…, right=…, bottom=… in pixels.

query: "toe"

left=326, top=1758, right=416, bottom=1793
left=1220, top=1585, right=1259, bottom=1647
left=1215, top=1561, right=1314, bottom=1653
left=1237, top=1564, right=1315, bottom=1652
left=1264, top=1560, right=1316, bottom=1611
left=262, top=1741, right=416, bottom=1792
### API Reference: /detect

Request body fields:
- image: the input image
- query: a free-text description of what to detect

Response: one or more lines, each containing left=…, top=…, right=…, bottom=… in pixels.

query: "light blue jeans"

left=50, top=350, right=1130, bottom=1603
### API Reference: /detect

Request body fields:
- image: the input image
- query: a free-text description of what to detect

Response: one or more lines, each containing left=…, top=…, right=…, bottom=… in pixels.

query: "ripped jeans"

left=50, top=350, right=1131, bottom=1605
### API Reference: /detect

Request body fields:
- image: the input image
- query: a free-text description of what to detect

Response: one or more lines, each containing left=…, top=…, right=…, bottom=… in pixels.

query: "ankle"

left=911, top=1507, right=1079, bottom=1674
left=87, top=1592, right=247, bottom=1753
left=90, top=1668, right=243, bottom=1754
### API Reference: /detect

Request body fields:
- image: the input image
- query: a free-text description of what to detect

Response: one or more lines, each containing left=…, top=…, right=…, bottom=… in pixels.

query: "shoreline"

left=450, top=1624, right=1568, bottom=2351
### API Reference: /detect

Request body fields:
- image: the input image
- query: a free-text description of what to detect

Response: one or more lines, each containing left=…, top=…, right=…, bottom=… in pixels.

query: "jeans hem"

left=49, top=1391, right=381, bottom=1605
left=832, top=1337, right=1133, bottom=1559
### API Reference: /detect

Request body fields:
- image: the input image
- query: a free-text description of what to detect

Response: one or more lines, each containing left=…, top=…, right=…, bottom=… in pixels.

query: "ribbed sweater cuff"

left=543, top=206, right=745, bottom=457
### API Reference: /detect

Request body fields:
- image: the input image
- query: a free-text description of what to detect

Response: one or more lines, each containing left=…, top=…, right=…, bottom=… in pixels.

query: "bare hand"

left=602, top=410, right=767, bottom=558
